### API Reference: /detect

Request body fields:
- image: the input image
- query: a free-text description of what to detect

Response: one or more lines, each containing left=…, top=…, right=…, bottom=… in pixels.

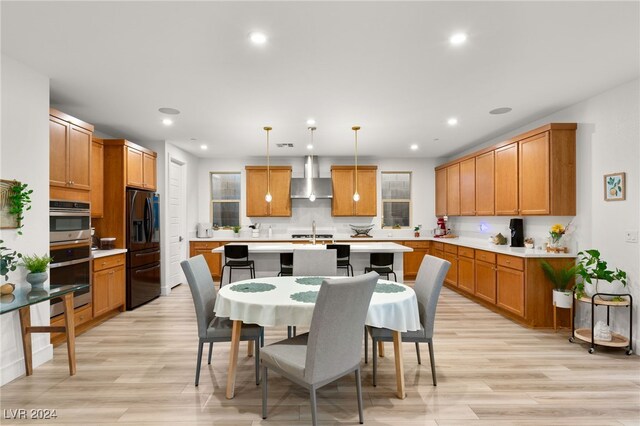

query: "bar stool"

left=219, top=245, right=255, bottom=288
left=326, top=244, right=353, bottom=276
left=278, top=253, right=293, bottom=276
left=364, top=252, right=397, bottom=281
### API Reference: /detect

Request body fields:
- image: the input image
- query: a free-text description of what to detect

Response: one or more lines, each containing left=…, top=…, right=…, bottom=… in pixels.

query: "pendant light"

left=352, top=126, right=361, bottom=202
left=264, top=126, right=272, bottom=203
left=308, top=126, right=317, bottom=202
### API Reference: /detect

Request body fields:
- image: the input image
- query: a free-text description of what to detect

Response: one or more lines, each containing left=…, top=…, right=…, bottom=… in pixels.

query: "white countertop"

left=92, top=248, right=128, bottom=259
left=192, top=235, right=431, bottom=242
left=212, top=242, right=413, bottom=253
left=428, top=236, right=575, bottom=258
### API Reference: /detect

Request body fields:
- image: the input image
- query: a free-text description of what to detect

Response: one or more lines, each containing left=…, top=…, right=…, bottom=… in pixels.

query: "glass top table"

left=0, top=284, right=89, bottom=315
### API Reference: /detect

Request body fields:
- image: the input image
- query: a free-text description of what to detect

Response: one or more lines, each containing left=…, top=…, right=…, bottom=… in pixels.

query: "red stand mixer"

left=435, top=216, right=448, bottom=237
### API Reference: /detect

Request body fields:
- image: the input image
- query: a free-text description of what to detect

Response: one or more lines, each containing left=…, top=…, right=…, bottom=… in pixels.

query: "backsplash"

left=447, top=216, right=580, bottom=252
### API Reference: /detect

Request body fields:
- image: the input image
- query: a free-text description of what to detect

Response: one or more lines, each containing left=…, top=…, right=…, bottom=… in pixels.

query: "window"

left=210, top=172, right=241, bottom=227
left=381, top=172, right=411, bottom=227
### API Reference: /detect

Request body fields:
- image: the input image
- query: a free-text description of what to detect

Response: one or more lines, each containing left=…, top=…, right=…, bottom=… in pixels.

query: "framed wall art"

left=0, top=179, right=18, bottom=229
left=604, top=172, right=626, bottom=201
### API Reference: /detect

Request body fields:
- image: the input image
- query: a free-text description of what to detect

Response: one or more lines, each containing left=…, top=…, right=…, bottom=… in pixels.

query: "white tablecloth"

left=214, top=276, right=421, bottom=332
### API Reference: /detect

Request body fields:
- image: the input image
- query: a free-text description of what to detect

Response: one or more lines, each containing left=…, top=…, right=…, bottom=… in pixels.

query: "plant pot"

left=25, top=272, right=48, bottom=289
left=552, top=289, right=573, bottom=308
left=595, top=279, right=626, bottom=300
left=233, top=233, right=240, bottom=239
left=414, top=232, right=420, bottom=237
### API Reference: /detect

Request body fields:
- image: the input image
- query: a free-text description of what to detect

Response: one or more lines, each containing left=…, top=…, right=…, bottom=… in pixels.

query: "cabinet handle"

left=506, top=260, right=511, bottom=264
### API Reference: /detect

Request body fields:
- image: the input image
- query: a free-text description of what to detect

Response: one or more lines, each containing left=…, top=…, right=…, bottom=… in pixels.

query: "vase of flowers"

left=549, top=223, right=565, bottom=248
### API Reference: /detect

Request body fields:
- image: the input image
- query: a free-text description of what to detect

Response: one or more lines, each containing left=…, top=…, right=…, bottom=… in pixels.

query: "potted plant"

left=20, top=253, right=53, bottom=289
left=0, top=240, right=21, bottom=294
left=575, top=249, right=627, bottom=300
left=414, top=224, right=422, bottom=237
left=540, top=259, right=578, bottom=308
left=8, top=181, right=33, bottom=235
left=232, top=225, right=241, bottom=238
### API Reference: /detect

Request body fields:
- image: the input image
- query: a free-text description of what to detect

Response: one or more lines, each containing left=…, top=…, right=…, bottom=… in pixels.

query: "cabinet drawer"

left=497, top=254, right=524, bottom=271
left=431, top=242, right=444, bottom=251
left=458, top=246, right=475, bottom=259
left=444, top=244, right=458, bottom=254
left=475, top=250, right=496, bottom=263
left=75, top=304, right=93, bottom=326
left=192, top=241, right=220, bottom=250
left=403, top=241, right=429, bottom=249
left=94, top=254, right=125, bottom=272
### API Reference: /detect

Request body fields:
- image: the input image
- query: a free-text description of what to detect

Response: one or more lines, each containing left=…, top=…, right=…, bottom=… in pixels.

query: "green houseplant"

left=20, top=253, right=53, bottom=289
left=8, top=181, right=33, bottom=235
left=0, top=240, right=22, bottom=282
left=232, top=226, right=241, bottom=238
left=575, top=249, right=627, bottom=300
left=540, top=259, right=578, bottom=308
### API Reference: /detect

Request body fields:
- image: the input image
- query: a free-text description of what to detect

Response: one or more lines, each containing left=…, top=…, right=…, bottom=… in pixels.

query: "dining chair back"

left=292, top=249, right=337, bottom=276
left=326, top=244, right=353, bottom=276
left=220, top=244, right=255, bottom=288
left=261, top=271, right=379, bottom=426
left=278, top=252, right=293, bottom=276
left=181, top=255, right=262, bottom=386
left=365, top=252, right=397, bottom=281
left=224, top=244, right=249, bottom=260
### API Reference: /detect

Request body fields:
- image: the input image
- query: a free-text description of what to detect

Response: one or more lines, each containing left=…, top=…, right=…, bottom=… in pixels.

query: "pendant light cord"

left=353, top=126, right=359, bottom=196
left=264, top=126, right=272, bottom=198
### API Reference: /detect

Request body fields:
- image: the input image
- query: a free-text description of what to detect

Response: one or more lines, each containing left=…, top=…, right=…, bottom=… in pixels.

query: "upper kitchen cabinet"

left=435, top=168, right=447, bottom=216
left=459, top=158, right=476, bottom=216
left=124, top=145, right=157, bottom=191
left=245, top=166, right=292, bottom=217
left=91, top=138, right=104, bottom=218
left=494, top=143, right=519, bottom=215
left=331, top=165, right=377, bottom=217
left=475, top=151, right=495, bottom=215
left=49, top=108, right=94, bottom=201
left=446, top=164, right=460, bottom=216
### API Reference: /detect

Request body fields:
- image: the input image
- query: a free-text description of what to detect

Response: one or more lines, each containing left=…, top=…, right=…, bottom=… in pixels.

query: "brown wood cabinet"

left=91, top=139, right=104, bottom=218
left=93, top=254, right=126, bottom=318
left=402, top=241, right=430, bottom=280
left=446, top=164, right=460, bottom=216
left=126, top=146, right=157, bottom=191
left=475, top=151, right=494, bottom=216
left=49, top=108, right=94, bottom=201
left=331, top=166, right=377, bottom=217
left=459, top=158, right=475, bottom=216
left=245, top=166, right=292, bottom=217
left=458, top=255, right=475, bottom=294
left=443, top=244, right=458, bottom=286
left=435, top=168, right=447, bottom=216
left=494, top=143, right=519, bottom=215
left=497, top=264, right=525, bottom=317
left=189, top=241, right=227, bottom=280
left=475, top=259, right=496, bottom=303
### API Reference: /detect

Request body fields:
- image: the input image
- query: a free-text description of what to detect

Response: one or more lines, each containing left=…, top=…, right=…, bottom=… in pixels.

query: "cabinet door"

left=432, top=249, right=444, bottom=260
left=269, top=168, right=292, bottom=217
left=458, top=256, right=475, bottom=294
left=109, top=265, right=126, bottom=310
left=475, top=260, right=496, bottom=303
left=519, top=132, right=550, bottom=215
left=446, top=164, right=460, bottom=216
left=495, top=143, right=519, bottom=215
left=126, top=147, right=145, bottom=188
left=68, top=125, right=92, bottom=190
left=93, top=269, right=111, bottom=317
left=246, top=168, right=269, bottom=217
left=497, top=266, right=525, bottom=317
left=332, top=169, right=355, bottom=216
left=459, top=158, right=476, bottom=216
left=403, top=249, right=426, bottom=280
left=475, top=151, right=495, bottom=216
left=435, top=168, right=447, bottom=216
left=443, top=252, right=458, bottom=286
left=91, top=141, right=104, bottom=218
left=355, top=169, right=377, bottom=216
left=50, top=117, right=69, bottom=188
left=143, top=153, right=157, bottom=191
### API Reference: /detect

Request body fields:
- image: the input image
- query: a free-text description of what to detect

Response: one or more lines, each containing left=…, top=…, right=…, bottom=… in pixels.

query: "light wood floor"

left=1, top=283, right=639, bottom=425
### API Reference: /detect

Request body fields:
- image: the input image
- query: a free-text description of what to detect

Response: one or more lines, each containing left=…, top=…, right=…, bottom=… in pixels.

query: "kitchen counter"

left=191, top=234, right=432, bottom=242
left=212, top=242, right=412, bottom=253
left=92, top=248, right=128, bottom=259
left=428, top=236, right=575, bottom=258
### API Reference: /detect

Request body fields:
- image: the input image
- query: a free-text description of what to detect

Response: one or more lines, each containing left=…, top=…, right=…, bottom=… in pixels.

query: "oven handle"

left=134, top=264, right=160, bottom=274
left=50, top=258, right=92, bottom=269
left=50, top=211, right=91, bottom=217
left=50, top=239, right=92, bottom=247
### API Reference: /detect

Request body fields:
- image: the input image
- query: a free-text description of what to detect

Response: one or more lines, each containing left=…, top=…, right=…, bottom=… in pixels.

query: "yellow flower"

left=550, top=224, right=565, bottom=234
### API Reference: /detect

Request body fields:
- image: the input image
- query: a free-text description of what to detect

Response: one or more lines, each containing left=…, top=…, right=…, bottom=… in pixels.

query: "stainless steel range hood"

left=290, top=156, right=333, bottom=199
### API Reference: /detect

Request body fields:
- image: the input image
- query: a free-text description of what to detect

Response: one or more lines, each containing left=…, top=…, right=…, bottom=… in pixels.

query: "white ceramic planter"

left=595, top=279, right=626, bottom=300
left=552, top=289, right=573, bottom=309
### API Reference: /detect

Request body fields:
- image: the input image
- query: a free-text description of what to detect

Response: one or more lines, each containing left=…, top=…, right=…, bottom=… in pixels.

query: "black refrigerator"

left=126, top=189, right=161, bottom=310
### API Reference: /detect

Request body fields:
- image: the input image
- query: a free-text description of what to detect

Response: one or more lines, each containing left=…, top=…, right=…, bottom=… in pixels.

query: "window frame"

left=209, top=171, right=241, bottom=228
left=381, top=171, right=412, bottom=229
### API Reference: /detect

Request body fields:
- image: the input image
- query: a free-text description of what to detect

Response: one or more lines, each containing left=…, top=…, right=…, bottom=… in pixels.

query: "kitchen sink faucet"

left=312, top=220, right=316, bottom=245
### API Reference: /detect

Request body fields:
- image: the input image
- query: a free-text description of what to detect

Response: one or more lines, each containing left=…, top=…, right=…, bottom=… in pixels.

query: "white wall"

left=0, top=56, right=51, bottom=385
left=447, top=79, right=640, bottom=349
left=195, top=156, right=439, bottom=239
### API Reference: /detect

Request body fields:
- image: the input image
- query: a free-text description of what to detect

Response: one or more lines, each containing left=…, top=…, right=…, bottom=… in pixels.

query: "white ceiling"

left=2, top=1, right=638, bottom=158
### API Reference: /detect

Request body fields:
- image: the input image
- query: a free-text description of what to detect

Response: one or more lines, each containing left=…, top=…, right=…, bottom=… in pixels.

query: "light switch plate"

left=625, top=230, right=638, bottom=243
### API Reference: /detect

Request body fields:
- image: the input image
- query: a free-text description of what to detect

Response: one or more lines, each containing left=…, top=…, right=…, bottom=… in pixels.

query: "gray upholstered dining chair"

left=289, top=249, right=338, bottom=338
left=181, top=255, right=263, bottom=386
left=292, top=249, right=338, bottom=276
left=261, top=272, right=379, bottom=426
left=366, top=255, right=450, bottom=386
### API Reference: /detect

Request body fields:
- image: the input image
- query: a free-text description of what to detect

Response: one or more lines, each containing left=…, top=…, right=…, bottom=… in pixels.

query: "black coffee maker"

left=509, top=218, right=524, bottom=247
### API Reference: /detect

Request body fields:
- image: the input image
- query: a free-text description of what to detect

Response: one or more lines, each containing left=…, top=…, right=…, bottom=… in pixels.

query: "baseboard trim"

left=0, top=343, right=53, bottom=386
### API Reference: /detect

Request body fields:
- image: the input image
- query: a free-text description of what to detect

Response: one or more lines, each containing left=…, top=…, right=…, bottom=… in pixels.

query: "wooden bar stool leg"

left=18, top=307, right=33, bottom=376
left=553, top=302, right=557, bottom=332
left=378, top=341, right=385, bottom=357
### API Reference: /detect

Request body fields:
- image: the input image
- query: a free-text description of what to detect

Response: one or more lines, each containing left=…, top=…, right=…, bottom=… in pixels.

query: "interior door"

left=168, top=158, right=186, bottom=288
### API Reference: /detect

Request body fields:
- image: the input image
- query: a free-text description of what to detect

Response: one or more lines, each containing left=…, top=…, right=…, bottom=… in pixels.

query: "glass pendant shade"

left=353, top=192, right=360, bottom=202
left=265, top=192, right=272, bottom=202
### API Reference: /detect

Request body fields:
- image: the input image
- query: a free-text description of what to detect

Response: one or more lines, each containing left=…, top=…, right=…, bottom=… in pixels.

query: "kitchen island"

left=212, top=242, right=412, bottom=283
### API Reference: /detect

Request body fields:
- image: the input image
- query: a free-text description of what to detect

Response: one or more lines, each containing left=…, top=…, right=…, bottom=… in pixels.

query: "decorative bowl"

left=350, top=224, right=374, bottom=236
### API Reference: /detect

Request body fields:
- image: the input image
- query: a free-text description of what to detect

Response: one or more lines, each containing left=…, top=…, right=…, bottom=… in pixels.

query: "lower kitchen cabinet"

left=496, top=264, right=525, bottom=318
left=457, top=256, right=475, bottom=294
left=93, top=254, right=126, bottom=317
left=443, top=247, right=458, bottom=287
left=402, top=241, right=430, bottom=280
left=189, top=241, right=227, bottom=280
left=474, top=260, right=496, bottom=303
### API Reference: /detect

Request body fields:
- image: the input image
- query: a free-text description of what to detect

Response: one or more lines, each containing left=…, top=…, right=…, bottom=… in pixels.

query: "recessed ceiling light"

left=450, top=33, right=467, bottom=45
left=306, top=119, right=316, bottom=125
left=162, top=118, right=173, bottom=126
left=489, top=107, right=513, bottom=115
left=200, top=145, right=208, bottom=150
left=249, top=32, right=267, bottom=45
left=307, top=144, right=314, bottom=150
left=158, top=107, right=180, bottom=115
left=410, top=144, right=419, bottom=151
left=447, top=117, right=458, bottom=126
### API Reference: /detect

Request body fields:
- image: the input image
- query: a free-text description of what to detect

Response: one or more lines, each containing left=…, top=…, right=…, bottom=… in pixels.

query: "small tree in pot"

left=20, top=253, right=53, bottom=289
left=540, top=259, right=578, bottom=308
left=574, top=249, right=627, bottom=300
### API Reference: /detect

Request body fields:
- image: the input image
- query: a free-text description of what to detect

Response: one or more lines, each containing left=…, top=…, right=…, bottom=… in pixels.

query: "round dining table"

left=214, top=275, right=421, bottom=400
